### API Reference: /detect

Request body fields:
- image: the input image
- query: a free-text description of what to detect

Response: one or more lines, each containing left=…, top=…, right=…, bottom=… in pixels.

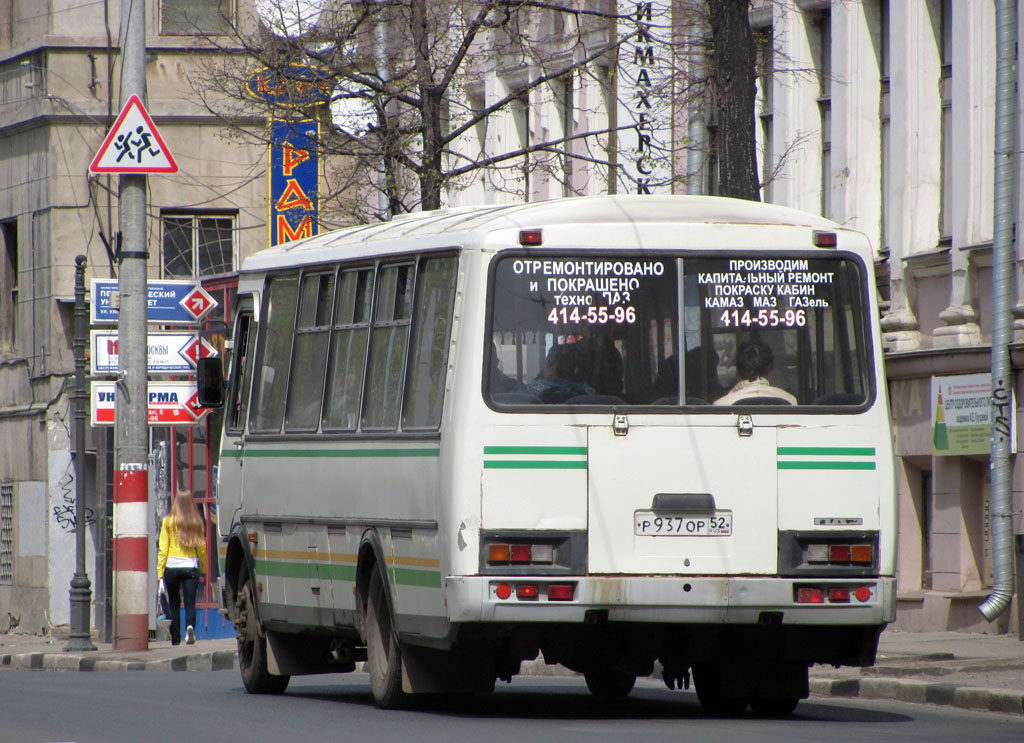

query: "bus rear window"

left=486, top=253, right=872, bottom=409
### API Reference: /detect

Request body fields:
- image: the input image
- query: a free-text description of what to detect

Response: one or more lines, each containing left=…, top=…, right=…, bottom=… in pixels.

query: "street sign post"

left=90, top=330, right=217, bottom=375
left=90, top=279, right=217, bottom=324
left=91, top=380, right=209, bottom=426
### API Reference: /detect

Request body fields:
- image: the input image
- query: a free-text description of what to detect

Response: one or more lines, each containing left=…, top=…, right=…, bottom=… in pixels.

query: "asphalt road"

left=3, top=671, right=1021, bottom=743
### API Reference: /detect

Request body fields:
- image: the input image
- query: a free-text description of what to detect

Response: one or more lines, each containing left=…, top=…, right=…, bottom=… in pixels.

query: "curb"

left=1, top=651, right=238, bottom=673
left=810, top=677, right=1024, bottom=716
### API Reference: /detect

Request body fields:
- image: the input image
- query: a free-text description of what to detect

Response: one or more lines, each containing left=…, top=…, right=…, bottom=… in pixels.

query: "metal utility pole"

left=65, top=255, right=96, bottom=652
left=980, top=0, right=1016, bottom=623
left=112, top=0, right=150, bottom=650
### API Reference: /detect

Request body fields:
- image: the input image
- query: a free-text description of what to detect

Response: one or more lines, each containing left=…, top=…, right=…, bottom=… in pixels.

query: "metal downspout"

left=980, top=0, right=1017, bottom=621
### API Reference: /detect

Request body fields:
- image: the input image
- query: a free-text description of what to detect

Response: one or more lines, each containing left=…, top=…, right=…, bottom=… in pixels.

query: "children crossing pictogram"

left=89, top=94, right=178, bottom=174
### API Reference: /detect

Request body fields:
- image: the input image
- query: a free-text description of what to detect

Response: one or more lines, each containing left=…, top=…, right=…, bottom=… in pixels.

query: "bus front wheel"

left=235, top=563, right=289, bottom=695
left=366, top=568, right=407, bottom=708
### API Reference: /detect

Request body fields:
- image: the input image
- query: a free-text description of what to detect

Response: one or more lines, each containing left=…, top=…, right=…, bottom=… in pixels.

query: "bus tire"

left=584, top=666, right=636, bottom=698
left=366, top=568, right=407, bottom=708
left=236, top=562, right=289, bottom=695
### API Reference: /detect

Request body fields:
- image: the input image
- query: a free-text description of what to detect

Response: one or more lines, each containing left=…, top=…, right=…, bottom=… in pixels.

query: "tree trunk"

left=707, top=0, right=760, bottom=201
left=412, top=0, right=443, bottom=211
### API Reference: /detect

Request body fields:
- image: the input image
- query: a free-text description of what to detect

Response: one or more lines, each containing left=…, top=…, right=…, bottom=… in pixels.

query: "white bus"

left=199, top=195, right=895, bottom=714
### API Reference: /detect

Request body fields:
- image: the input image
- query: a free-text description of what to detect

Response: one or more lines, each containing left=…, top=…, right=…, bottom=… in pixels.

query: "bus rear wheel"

left=236, top=563, right=289, bottom=695
left=366, top=569, right=407, bottom=708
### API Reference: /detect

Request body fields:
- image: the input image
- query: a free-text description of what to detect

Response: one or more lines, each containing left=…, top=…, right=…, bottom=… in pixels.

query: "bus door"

left=219, top=298, right=255, bottom=550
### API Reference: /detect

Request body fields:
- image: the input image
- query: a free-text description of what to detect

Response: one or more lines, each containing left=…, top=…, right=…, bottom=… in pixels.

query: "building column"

left=881, top=0, right=942, bottom=352
left=935, top=1, right=993, bottom=348
left=828, top=0, right=882, bottom=238
left=768, top=0, right=822, bottom=213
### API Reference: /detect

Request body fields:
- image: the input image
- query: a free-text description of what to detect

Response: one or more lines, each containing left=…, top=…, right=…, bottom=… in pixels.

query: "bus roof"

left=244, top=195, right=849, bottom=273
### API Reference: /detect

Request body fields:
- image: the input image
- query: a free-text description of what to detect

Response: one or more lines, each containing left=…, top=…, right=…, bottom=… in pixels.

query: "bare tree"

left=188, top=0, right=768, bottom=222
left=192, top=0, right=647, bottom=221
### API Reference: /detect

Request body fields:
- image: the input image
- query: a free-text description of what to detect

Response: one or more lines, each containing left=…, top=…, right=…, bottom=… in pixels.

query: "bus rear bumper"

left=445, top=575, right=896, bottom=626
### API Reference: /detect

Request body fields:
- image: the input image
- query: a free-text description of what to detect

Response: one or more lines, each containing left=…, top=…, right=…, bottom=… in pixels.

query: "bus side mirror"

left=196, top=357, right=225, bottom=409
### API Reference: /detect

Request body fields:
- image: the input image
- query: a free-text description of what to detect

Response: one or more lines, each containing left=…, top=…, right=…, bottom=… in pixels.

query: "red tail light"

left=547, top=584, right=574, bottom=601
left=796, top=587, right=825, bottom=604
left=516, top=584, right=539, bottom=599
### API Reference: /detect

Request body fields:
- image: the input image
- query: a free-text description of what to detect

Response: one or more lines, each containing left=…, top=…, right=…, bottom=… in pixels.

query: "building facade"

left=747, top=0, right=1020, bottom=633
left=0, top=0, right=267, bottom=636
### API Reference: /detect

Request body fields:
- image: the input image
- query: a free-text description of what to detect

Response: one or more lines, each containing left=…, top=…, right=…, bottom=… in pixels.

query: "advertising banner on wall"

left=930, top=373, right=1014, bottom=456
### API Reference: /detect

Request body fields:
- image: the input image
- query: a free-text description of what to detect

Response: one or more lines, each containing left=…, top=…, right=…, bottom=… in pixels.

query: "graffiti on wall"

left=51, top=461, right=95, bottom=533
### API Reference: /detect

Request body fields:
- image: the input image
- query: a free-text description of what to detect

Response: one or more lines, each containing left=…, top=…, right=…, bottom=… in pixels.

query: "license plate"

left=634, top=511, right=733, bottom=536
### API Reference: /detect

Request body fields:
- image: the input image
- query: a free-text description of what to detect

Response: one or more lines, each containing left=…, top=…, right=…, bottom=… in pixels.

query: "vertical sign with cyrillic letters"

left=270, top=120, right=319, bottom=246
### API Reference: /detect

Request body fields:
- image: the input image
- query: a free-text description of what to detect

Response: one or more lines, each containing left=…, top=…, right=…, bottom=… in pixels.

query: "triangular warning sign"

left=89, top=94, right=178, bottom=174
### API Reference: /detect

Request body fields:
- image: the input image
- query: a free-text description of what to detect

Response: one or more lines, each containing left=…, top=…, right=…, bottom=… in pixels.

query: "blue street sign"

left=90, top=279, right=217, bottom=324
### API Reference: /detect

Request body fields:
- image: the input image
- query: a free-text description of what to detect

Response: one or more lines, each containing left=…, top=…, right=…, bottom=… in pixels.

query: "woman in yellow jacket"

left=158, top=490, right=207, bottom=645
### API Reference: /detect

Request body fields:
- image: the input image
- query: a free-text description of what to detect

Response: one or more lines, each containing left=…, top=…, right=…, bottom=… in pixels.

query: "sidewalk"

left=2, top=626, right=1022, bottom=716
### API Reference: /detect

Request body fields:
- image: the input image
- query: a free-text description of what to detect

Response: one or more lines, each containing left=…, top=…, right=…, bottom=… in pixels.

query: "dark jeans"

left=164, top=566, right=199, bottom=645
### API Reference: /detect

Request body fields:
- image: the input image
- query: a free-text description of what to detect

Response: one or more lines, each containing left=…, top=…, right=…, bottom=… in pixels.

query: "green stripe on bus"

left=483, top=446, right=588, bottom=455
left=484, top=460, right=589, bottom=469
left=391, top=566, right=443, bottom=589
left=256, top=560, right=436, bottom=587
left=777, top=461, right=876, bottom=470
left=221, top=447, right=440, bottom=459
left=777, top=447, right=876, bottom=456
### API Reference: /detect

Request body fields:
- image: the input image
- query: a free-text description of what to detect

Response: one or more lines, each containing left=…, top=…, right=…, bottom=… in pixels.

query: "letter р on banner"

left=270, top=119, right=319, bottom=246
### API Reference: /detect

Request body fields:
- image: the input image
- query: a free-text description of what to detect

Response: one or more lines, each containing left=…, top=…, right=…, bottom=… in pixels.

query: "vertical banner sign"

left=616, top=0, right=674, bottom=194
left=270, top=119, right=320, bottom=246
left=245, top=64, right=331, bottom=247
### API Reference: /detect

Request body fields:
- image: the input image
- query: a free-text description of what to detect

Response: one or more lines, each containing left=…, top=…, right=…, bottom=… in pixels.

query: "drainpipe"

left=980, top=0, right=1016, bottom=622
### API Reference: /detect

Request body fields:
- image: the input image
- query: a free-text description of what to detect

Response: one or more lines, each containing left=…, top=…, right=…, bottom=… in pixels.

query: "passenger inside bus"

left=518, top=343, right=595, bottom=403
left=714, top=338, right=797, bottom=405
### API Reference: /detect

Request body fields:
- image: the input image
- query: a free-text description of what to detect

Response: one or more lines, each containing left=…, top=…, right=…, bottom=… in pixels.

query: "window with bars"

left=162, top=214, right=235, bottom=279
left=0, top=483, right=13, bottom=584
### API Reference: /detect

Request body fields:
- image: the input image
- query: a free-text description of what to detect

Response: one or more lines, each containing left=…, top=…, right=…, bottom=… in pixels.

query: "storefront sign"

left=930, top=373, right=1014, bottom=456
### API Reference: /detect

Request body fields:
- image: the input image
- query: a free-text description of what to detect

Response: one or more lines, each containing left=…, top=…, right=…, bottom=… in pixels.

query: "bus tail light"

left=491, top=581, right=577, bottom=602
left=791, top=533, right=876, bottom=572
left=828, top=587, right=851, bottom=603
left=516, top=584, right=539, bottom=599
left=547, top=584, right=574, bottom=601
left=796, top=584, right=874, bottom=604
left=796, top=587, right=825, bottom=604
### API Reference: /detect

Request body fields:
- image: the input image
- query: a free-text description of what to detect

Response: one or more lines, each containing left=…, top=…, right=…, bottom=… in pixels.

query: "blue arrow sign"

left=90, top=279, right=217, bottom=325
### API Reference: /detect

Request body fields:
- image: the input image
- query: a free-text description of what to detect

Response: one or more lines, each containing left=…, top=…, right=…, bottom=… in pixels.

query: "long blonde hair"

left=169, top=490, right=205, bottom=548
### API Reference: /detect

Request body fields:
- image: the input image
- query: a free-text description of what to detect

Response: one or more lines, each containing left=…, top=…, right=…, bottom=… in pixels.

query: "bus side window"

left=226, top=310, right=255, bottom=433
left=362, top=263, right=414, bottom=430
left=324, top=268, right=374, bottom=431
left=284, top=271, right=335, bottom=432
left=250, top=273, right=299, bottom=433
left=403, top=255, right=458, bottom=430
